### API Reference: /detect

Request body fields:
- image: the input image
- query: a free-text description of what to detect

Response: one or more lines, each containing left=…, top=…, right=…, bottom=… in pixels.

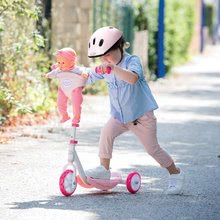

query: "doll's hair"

left=54, top=47, right=77, bottom=61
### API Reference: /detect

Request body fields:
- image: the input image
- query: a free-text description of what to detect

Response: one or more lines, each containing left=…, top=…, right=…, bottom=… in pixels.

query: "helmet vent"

left=93, top=38, right=96, bottom=45
left=99, top=39, right=104, bottom=47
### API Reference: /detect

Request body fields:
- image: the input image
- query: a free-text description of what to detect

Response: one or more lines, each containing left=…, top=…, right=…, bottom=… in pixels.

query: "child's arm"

left=96, top=63, right=139, bottom=84
left=112, top=64, right=139, bottom=84
left=75, top=66, right=89, bottom=79
left=77, top=67, right=105, bottom=84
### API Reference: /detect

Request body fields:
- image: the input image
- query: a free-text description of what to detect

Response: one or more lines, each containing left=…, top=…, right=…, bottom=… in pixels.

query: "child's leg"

left=57, top=88, right=70, bottom=122
left=130, top=111, right=184, bottom=194
left=129, top=111, right=179, bottom=174
left=85, top=117, right=128, bottom=179
left=71, top=87, right=83, bottom=123
left=99, top=117, right=128, bottom=169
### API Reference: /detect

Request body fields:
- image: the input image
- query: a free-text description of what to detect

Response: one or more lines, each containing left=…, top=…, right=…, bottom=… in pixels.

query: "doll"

left=45, top=48, right=87, bottom=124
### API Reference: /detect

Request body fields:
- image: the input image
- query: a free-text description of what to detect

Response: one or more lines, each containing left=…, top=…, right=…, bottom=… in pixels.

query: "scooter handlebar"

left=95, top=66, right=112, bottom=74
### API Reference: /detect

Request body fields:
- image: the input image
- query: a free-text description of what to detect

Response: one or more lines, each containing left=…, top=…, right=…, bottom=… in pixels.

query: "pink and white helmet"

left=88, top=26, right=123, bottom=58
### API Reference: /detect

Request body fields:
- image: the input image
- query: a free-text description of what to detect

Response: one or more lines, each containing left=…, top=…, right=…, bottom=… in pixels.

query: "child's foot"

left=85, top=165, right=111, bottom=180
left=60, top=115, right=70, bottom=123
left=166, top=171, right=184, bottom=195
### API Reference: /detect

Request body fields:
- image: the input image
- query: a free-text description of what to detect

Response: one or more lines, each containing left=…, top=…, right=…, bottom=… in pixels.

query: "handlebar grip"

left=95, top=66, right=111, bottom=74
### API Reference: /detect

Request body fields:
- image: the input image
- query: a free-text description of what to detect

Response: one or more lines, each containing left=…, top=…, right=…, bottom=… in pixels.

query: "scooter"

left=59, top=123, right=142, bottom=197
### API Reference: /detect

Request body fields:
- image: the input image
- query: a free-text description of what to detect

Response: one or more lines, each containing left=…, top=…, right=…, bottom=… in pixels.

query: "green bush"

left=0, top=0, right=55, bottom=126
left=144, top=0, right=159, bottom=78
left=164, top=0, right=196, bottom=73
left=134, top=0, right=196, bottom=77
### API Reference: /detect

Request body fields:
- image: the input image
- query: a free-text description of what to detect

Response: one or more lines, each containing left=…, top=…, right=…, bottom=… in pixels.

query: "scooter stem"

left=68, top=125, right=90, bottom=185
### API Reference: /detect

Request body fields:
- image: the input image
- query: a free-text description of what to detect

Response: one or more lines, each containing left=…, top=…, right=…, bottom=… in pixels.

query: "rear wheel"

left=126, top=172, right=141, bottom=194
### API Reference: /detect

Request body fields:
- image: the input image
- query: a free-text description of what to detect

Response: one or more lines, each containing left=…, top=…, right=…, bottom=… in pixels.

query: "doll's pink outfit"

left=47, top=66, right=86, bottom=123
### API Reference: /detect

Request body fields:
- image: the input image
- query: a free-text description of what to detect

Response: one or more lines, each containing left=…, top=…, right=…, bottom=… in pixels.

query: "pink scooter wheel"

left=126, top=171, right=141, bottom=194
left=59, top=170, right=77, bottom=196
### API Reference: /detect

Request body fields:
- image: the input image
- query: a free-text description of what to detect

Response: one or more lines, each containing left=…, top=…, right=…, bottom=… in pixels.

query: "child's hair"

left=54, top=47, right=76, bottom=61
left=109, top=37, right=130, bottom=56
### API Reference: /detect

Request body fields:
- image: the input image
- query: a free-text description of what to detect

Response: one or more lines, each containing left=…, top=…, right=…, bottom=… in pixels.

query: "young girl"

left=85, top=26, right=184, bottom=195
left=45, top=48, right=87, bottom=124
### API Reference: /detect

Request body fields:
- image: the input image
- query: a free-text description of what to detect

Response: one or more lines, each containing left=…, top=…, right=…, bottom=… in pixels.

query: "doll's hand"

left=51, top=63, right=58, bottom=70
left=81, top=72, right=89, bottom=79
left=44, top=73, right=49, bottom=78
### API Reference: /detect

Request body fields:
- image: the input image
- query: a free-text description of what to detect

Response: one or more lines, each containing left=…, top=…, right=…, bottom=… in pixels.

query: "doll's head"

left=54, top=48, right=77, bottom=71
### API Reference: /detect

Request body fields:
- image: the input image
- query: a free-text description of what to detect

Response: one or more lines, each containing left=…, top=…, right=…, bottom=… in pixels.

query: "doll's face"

left=56, top=55, right=75, bottom=71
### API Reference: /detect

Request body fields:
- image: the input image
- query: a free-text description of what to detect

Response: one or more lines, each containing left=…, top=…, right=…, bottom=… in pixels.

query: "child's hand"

left=81, top=72, right=89, bottom=79
left=44, top=74, right=49, bottom=78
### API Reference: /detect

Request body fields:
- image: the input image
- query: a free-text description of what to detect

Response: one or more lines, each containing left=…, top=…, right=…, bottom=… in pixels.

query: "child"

left=45, top=48, right=87, bottom=124
left=85, top=26, right=184, bottom=195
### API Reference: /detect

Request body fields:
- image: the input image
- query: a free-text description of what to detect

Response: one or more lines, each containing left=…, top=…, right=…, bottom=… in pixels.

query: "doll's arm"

left=81, top=71, right=89, bottom=79
left=45, top=70, right=58, bottom=79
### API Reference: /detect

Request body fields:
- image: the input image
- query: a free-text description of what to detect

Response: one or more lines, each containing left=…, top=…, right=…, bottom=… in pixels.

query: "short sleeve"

left=126, top=56, right=144, bottom=79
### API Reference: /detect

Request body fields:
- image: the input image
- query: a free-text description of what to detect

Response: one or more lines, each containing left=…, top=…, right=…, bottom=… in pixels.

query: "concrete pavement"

left=0, top=45, right=220, bottom=220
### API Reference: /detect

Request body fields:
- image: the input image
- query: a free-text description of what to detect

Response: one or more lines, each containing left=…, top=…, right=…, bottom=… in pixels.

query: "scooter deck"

left=86, top=172, right=122, bottom=190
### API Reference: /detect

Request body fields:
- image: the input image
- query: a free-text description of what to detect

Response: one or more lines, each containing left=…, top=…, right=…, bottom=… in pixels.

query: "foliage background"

left=0, top=0, right=55, bottom=126
left=91, top=0, right=196, bottom=78
left=0, top=0, right=215, bottom=127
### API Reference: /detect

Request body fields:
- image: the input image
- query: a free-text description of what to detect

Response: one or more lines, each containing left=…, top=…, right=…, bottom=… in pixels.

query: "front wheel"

left=59, top=169, right=77, bottom=196
left=126, top=172, right=141, bottom=194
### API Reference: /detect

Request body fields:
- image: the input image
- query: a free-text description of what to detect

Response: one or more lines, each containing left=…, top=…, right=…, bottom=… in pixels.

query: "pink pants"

left=57, top=87, right=83, bottom=118
left=99, top=111, right=173, bottom=168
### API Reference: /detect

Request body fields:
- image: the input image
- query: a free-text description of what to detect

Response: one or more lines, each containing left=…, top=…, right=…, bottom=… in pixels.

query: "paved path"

left=0, top=45, right=220, bottom=220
